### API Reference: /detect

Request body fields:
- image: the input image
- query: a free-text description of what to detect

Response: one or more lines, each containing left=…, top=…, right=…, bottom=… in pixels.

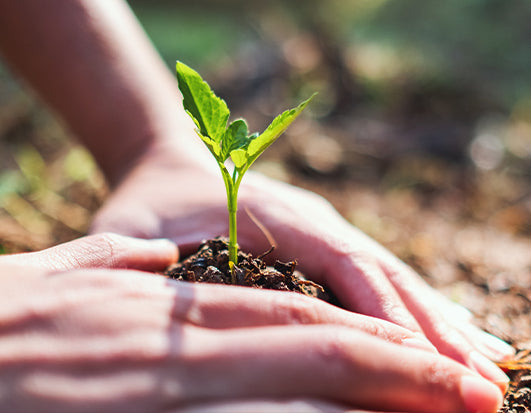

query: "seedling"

left=176, top=62, right=314, bottom=278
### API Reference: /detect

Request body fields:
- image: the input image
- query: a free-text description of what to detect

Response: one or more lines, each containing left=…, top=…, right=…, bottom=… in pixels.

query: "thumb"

left=0, top=233, right=178, bottom=272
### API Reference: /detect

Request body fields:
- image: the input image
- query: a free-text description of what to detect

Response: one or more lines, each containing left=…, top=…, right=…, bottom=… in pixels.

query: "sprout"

left=176, top=61, right=314, bottom=279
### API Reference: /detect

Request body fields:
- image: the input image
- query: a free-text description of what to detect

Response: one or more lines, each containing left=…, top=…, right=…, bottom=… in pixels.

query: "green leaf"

left=176, top=61, right=230, bottom=146
left=197, top=132, right=221, bottom=157
left=222, top=119, right=250, bottom=162
left=230, top=148, right=248, bottom=168
left=246, top=93, right=316, bottom=168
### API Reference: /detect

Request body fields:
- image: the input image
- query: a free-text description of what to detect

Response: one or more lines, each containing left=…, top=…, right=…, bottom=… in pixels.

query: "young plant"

left=176, top=61, right=314, bottom=276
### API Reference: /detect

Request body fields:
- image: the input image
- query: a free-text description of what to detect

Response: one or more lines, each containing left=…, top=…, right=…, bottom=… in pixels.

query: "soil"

left=164, top=237, right=337, bottom=304
left=497, top=351, right=531, bottom=413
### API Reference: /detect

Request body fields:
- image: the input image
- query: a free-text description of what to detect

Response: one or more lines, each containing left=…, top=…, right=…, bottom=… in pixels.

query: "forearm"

left=0, top=0, right=206, bottom=185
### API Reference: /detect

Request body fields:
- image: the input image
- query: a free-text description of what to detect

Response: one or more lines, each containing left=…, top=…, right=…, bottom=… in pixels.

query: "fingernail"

left=401, top=337, right=438, bottom=353
left=128, top=238, right=178, bottom=264
left=149, top=238, right=177, bottom=248
left=468, top=351, right=509, bottom=393
left=152, top=238, right=179, bottom=260
left=477, top=331, right=516, bottom=361
left=460, top=375, right=504, bottom=413
left=139, top=238, right=177, bottom=251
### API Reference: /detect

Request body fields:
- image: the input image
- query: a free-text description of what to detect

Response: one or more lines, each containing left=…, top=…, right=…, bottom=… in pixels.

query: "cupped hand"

left=90, top=145, right=514, bottom=384
left=0, top=234, right=503, bottom=412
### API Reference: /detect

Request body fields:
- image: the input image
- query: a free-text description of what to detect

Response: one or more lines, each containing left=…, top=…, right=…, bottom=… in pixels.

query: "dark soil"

left=497, top=350, right=531, bottom=413
left=164, top=237, right=336, bottom=304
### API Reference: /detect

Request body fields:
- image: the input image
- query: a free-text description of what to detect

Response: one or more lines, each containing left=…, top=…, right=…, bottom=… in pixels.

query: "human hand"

left=90, top=146, right=513, bottom=385
left=0, top=232, right=178, bottom=272
left=0, top=234, right=503, bottom=412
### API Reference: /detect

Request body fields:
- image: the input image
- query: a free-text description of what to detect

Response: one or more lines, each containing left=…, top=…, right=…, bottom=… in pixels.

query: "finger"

left=178, top=325, right=504, bottom=413
left=454, top=323, right=515, bottom=362
left=169, top=281, right=436, bottom=353
left=354, top=236, right=514, bottom=361
left=322, top=251, right=424, bottom=334
left=428, top=286, right=474, bottom=323
left=380, top=263, right=510, bottom=388
left=425, top=285, right=515, bottom=361
left=175, top=398, right=352, bottom=413
left=0, top=233, right=178, bottom=272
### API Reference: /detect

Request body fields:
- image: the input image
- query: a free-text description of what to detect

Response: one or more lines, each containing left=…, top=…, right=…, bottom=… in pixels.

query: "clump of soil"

left=165, top=237, right=336, bottom=303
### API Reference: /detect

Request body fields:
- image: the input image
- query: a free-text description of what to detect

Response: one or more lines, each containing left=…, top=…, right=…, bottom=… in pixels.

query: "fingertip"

left=150, top=238, right=180, bottom=262
left=81, top=233, right=179, bottom=271
left=121, top=237, right=179, bottom=270
left=460, top=375, right=504, bottom=413
left=468, top=351, right=509, bottom=390
left=476, top=330, right=516, bottom=362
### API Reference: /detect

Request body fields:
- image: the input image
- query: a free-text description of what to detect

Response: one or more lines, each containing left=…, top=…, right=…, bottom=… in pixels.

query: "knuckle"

left=314, top=328, right=355, bottom=375
left=272, top=293, right=320, bottom=325
left=361, top=318, right=391, bottom=340
left=81, top=232, right=123, bottom=267
left=88, top=232, right=120, bottom=250
left=331, top=241, right=373, bottom=264
left=415, top=356, right=460, bottom=404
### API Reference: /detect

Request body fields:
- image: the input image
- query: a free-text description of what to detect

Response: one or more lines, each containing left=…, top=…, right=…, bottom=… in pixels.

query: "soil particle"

left=500, top=383, right=531, bottom=413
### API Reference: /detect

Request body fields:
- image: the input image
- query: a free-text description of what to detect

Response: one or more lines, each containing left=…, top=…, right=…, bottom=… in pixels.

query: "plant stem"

left=228, top=191, right=238, bottom=266
left=220, top=164, right=239, bottom=273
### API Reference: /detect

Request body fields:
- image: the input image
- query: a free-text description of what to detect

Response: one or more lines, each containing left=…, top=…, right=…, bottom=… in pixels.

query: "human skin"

left=0, top=234, right=504, bottom=412
left=0, top=0, right=511, bottom=410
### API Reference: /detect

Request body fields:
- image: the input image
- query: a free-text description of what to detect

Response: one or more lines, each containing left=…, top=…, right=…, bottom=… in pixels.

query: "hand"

left=0, top=234, right=503, bottom=412
left=0, top=231, right=178, bottom=272
left=90, top=146, right=514, bottom=384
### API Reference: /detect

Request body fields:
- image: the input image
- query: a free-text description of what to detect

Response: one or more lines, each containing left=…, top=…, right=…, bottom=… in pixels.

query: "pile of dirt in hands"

left=164, top=237, right=335, bottom=303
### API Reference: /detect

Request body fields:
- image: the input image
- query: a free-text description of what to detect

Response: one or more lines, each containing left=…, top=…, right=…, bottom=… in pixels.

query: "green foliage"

left=176, top=61, right=314, bottom=269
left=176, top=62, right=229, bottom=146
left=0, top=170, right=26, bottom=198
left=127, top=2, right=246, bottom=68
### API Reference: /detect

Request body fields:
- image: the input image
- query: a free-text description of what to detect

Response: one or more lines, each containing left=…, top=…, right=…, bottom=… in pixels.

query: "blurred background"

left=1, top=0, right=531, bottom=341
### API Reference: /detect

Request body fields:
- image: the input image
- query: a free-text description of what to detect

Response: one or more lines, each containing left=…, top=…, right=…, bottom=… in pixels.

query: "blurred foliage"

left=128, top=0, right=531, bottom=163
left=127, top=0, right=252, bottom=67
left=349, top=0, right=531, bottom=106
left=129, top=0, right=531, bottom=106
left=0, top=92, right=107, bottom=252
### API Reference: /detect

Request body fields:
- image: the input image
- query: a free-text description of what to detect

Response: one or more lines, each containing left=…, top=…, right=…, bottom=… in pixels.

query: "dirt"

left=164, top=237, right=337, bottom=304
left=497, top=350, right=531, bottom=413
